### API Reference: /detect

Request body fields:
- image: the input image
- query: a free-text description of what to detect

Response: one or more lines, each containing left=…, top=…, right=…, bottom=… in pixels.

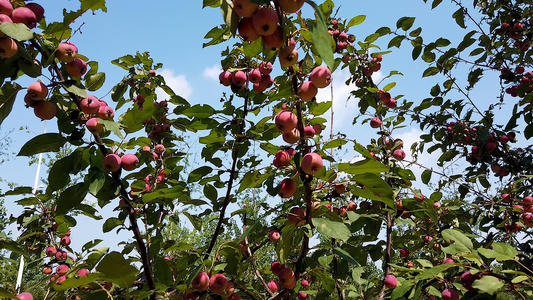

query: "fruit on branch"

left=232, top=0, right=258, bottom=18
left=441, top=288, right=459, bottom=300
left=154, top=144, right=165, bottom=154
left=301, top=152, right=324, bottom=175
left=393, top=149, right=405, bottom=161
left=219, top=71, right=233, bottom=86
left=223, top=282, right=235, bottom=298
left=86, top=118, right=103, bottom=134
left=209, top=273, right=228, bottom=294
left=248, top=68, right=262, bottom=83
left=386, top=98, right=397, bottom=108
left=259, top=61, right=273, bottom=75
left=80, top=95, right=100, bottom=114
left=97, top=106, right=114, bottom=120
left=229, top=294, right=241, bottom=300
left=273, top=150, right=291, bottom=168
left=443, top=258, right=454, bottom=264
left=258, top=74, right=274, bottom=90
left=433, top=202, right=441, bottom=208
left=0, top=14, right=12, bottom=33
left=56, top=264, right=69, bottom=276
left=263, top=26, right=284, bottom=49
left=45, top=246, right=57, bottom=257
left=103, top=154, right=121, bottom=172
left=0, top=37, right=18, bottom=58
left=275, top=110, right=297, bottom=133
left=524, top=196, right=533, bottom=205
left=192, top=271, right=210, bottom=292
left=11, top=292, right=33, bottom=300
left=399, top=248, right=409, bottom=257
left=278, top=45, right=299, bottom=67
left=304, top=125, right=315, bottom=138
left=42, top=266, right=53, bottom=274
left=121, top=154, right=139, bottom=171
left=252, top=7, right=278, bottom=36
left=77, top=269, right=89, bottom=277
left=232, top=70, right=247, bottom=86
left=60, top=236, right=71, bottom=246
left=278, top=267, right=296, bottom=289
left=288, top=207, right=306, bottom=226
left=56, top=42, right=78, bottom=63
left=278, top=0, right=305, bottom=13
left=313, top=123, right=323, bottom=135
left=238, top=17, right=260, bottom=42
left=370, top=117, right=382, bottom=128
left=27, top=81, right=48, bottom=100
left=268, top=230, right=281, bottom=242
left=55, top=250, right=67, bottom=261
left=282, top=128, right=300, bottom=144
left=424, top=236, right=433, bottom=243
left=461, top=271, right=478, bottom=291
left=310, top=66, right=332, bottom=88
left=65, top=58, right=87, bottom=78
left=347, top=201, right=357, bottom=211
left=25, top=3, right=44, bottom=23
left=11, top=7, right=37, bottom=29
left=267, top=280, right=280, bottom=293
left=0, top=0, right=13, bottom=15
left=271, top=261, right=282, bottom=275
left=384, top=274, right=397, bottom=289
left=298, top=81, right=318, bottom=102
left=33, top=100, right=57, bottom=120
left=278, top=178, right=296, bottom=198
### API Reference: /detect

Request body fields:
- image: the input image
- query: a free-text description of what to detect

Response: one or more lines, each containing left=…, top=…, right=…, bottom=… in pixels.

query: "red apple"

left=60, top=236, right=71, bottom=246
left=259, top=61, right=273, bottom=75
left=278, top=267, right=296, bottom=288
left=192, top=271, right=210, bottom=292
left=524, top=196, right=533, bottom=205
left=278, top=178, right=296, bottom=198
left=304, top=125, right=315, bottom=137
left=77, top=269, right=89, bottom=277
left=301, top=152, right=323, bottom=175
left=282, top=128, right=300, bottom=144
left=384, top=274, right=397, bottom=288
left=56, top=41, right=78, bottom=63
left=443, top=258, right=454, bottom=264
left=278, top=0, right=305, bottom=13
left=43, top=266, right=53, bottom=274
left=55, top=250, right=67, bottom=261
left=267, top=280, right=280, bottom=293
left=80, top=95, right=100, bottom=114
left=399, top=248, right=409, bottom=257
left=103, top=154, right=121, bottom=172
left=11, top=292, right=32, bottom=300
left=271, top=261, right=282, bottom=275
left=0, top=0, right=13, bottom=16
left=232, top=70, right=247, bottom=86
left=274, top=150, right=291, bottom=168
left=33, top=100, right=56, bottom=120
left=232, top=0, right=258, bottom=17
left=121, top=154, right=139, bottom=171
left=97, top=105, right=114, bottom=120
left=154, top=144, right=165, bottom=154
left=252, top=7, right=278, bottom=36
left=441, top=289, right=459, bottom=300
left=86, top=118, right=103, bottom=134
left=370, top=117, right=382, bottom=128
left=11, top=7, right=37, bottom=29
left=347, top=201, right=357, bottom=211
left=27, top=81, right=48, bottom=100
left=288, top=207, right=306, bottom=226
left=219, top=71, right=232, bottom=86
left=263, top=26, right=284, bottom=49
left=298, top=81, right=317, bottom=102
left=268, top=230, right=281, bottom=242
left=278, top=45, right=299, bottom=67
left=313, top=123, right=323, bottom=135
left=65, top=58, right=87, bottom=78
left=393, top=149, right=406, bottom=160
left=0, top=37, right=18, bottom=58
left=25, top=3, right=44, bottom=23
left=45, top=246, right=57, bottom=257
left=461, top=271, right=477, bottom=291
left=310, top=66, right=332, bottom=88
left=275, top=110, right=297, bottom=133
left=238, top=17, right=260, bottom=42
left=209, top=273, right=228, bottom=294
left=56, top=264, right=69, bottom=276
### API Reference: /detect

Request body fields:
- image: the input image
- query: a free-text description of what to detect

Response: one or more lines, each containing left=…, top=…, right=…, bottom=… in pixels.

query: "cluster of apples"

left=188, top=271, right=241, bottom=300
left=500, top=194, right=533, bottom=232
left=23, top=81, right=56, bottom=120
left=497, top=17, right=531, bottom=51
left=0, top=0, right=44, bottom=58
left=270, top=261, right=297, bottom=290
left=328, top=18, right=355, bottom=54
left=55, top=41, right=87, bottom=78
left=219, top=61, right=274, bottom=93
left=43, top=234, right=89, bottom=286
left=502, top=67, right=533, bottom=99
left=102, top=152, right=139, bottom=172
left=297, top=65, right=332, bottom=102
left=234, top=0, right=304, bottom=49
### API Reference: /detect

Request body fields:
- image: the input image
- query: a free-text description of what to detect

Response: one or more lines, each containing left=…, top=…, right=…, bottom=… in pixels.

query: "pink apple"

left=56, top=264, right=69, bottom=276
left=27, top=81, right=48, bottom=100
left=399, top=248, right=409, bottom=257
left=238, top=17, right=260, bottom=42
left=263, top=26, right=284, bottom=49
left=268, top=230, right=281, bottom=242
left=0, top=0, right=13, bottom=16
left=271, top=261, right=282, bottom=275
left=259, top=74, right=274, bottom=90
left=45, top=246, right=57, bottom=257
left=154, top=144, right=165, bottom=154
left=443, top=258, right=454, bottom=264
left=60, top=236, right=71, bottom=246
left=384, top=274, right=397, bottom=288
left=288, top=207, right=306, bottom=226
left=282, top=128, right=300, bottom=144
left=278, top=178, right=296, bottom=198
left=121, top=154, right=139, bottom=171
left=11, top=7, right=37, bottom=29
left=461, top=271, right=477, bottom=291
left=267, top=280, right=280, bottom=293
left=259, top=61, right=273, bottom=75
left=80, top=95, right=100, bottom=114
left=33, top=100, right=56, bottom=120
left=232, top=70, right=247, bottom=86
left=103, top=154, right=121, bottom=172
left=56, top=41, right=78, bottom=63
left=278, top=267, right=296, bottom=288
left=301, top=152, right=323, bottom=175
left=393, top=149, right=406, bottom=161
left=65, top=58, right=87, bottom=78
left=209, top=273, right=228, bottom=294
left=25, top=3, right=44, bottom=23
left=310, top=66, right=332, bottom=88
left=370, top=117, right=382, bottom=128
left=192, top=271, right=210, bottom=292
left=232, top=0, right=258, bottom=17
left=301, top=279, right=309, bottom=287
left=441, top=288, right=459, bottom=300
left=298, top=81, right=317, bottom=102
left=252, top=7, right=278, bottom=36
left=313, top=123, right=323, bottom=135
left=524, top=196, right=533, bottom=205
left=11, top=292, right=32, bottom=300
left=219, top=71, right=233, bottom=86
left=274, top=150, right=291, bottom=168
left=55, top=250, right=67, bottom=261
left=275, top=110, right=297, bottom=133
left=278, top=45, right=299, bottom=67
left=86, top=118, right=103, bottom=134
left=304, top=125, right=315, bottom=137
left=97, top=105, right=114, bottom=120
left=77, top=269, right=89, bottom=277
left=278, top=0, right=305, bottom=13
left=247, top=69, right=262, bottom=84
left=0, top=37, right=18, bottom=58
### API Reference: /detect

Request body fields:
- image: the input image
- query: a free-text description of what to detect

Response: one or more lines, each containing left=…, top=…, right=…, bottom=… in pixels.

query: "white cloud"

left=202, top=64, right=221, bottom=81
left=155, top=68, right=193, bottom=100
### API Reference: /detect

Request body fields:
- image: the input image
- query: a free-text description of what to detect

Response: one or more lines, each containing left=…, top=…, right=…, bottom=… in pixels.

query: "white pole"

left=16, top=121, right=47, bottom=292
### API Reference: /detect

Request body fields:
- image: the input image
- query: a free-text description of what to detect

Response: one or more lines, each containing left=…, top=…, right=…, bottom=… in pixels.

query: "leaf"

left=18, top=133, right=67, bottom=156
left=203, top=25, right=231, bottom=47
left=441, top=229, right=473, bottom=253
left=322, top=138, right=348, bottom=150
left=346, top=15, right=366, bottom=29
left=416, top=263, right=461, bottom=280
left=96, top=252, right=138, bottom=288
left=0, top=82, right=22, bottom=126
left=85, top=72, right=106, bottom=91
left=0, top=22, right=34, bottom=41
left=306, top=2, right=335, bottom=71
left=53, top=273, right=101, bottom=292
left=421, top=169, right=432, bottom=184
left=183, top=104, right=216, bottom=119
left=471, top=276, right=504, bottom=295
left=313, top=268, right=335, bottom=293
left=0, top=287, right=16, bottom=298
left=350, top=173, right=394, bottom=207
left=62, top=80, right=87, bottom=98
left=103, top=217, right=123, bottom=233
left=56, top=182, right=88, bottom=215
left=312, top=218, right=351, bottom=242
left=97, top=118, right=125, bottom=140
left=478, top=242, right=518, bottom=261
left=334, top=247, right=359, bottom=265
left=422, top=67, right=440, bottom=77
left=452, top=8, right=466, bottom=29
left=391, top=282, right=414, bottom=300
left=81, top=0, right=107, bottom=12
left=337, top=159, right=388, bottom=175
left=188, top=166, right=213, bottom=183
left=396, top=17, right=416, bottom=31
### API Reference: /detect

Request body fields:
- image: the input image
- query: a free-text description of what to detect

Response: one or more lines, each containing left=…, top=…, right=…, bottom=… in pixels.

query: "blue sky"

left=0, top=0, right=513, bottom=254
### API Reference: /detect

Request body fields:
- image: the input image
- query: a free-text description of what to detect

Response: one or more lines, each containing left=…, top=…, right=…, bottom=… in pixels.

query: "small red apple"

left=192, top=271, right=210, bottom=292
left=33, top=100, right=57, bottom=120
left=60, top=236, right=71, bottom=246
left=27, top=81, right=48, bottom=100
left=11, top=292, right=33, bottom=300
left=441, top=288, right=459, bottom=300
left=209, top=273, right=228, bottom=294
left=267, top=280, right=280, bottom=293
left=0, top=36, right=18, bottom=58
left=301, top=152, right=323, bottom=175
left=65, top=58, right=87, bottom=78
left=121, top=154, right=139, bottom=171
left=77, top=269, right=89, bottom=277
left=384, top=274, right=397, bottom=289
left=275, top=110, right=297, bottom=133
left=55, top=41, right=78, bottom=63
left=103, top=154, right=121, bottom=172
left=86, top=117, right=103, bottom=134
left=288, top=207, right=306, bottom=226
left=370, top=117, right=382, bottom=128
left=278, top=178, right=297, bottom=198
left=268, top=230, right=281, bottom=242
left=310, top=66, right=332, bottom=88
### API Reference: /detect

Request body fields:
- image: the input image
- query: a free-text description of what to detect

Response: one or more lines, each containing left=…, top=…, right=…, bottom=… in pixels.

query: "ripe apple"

left=223, top=282, right=235, bottom=297
left=154, top=144, right=165, bottom=154
left=55, top=41, right=78, bottom=63
left=11, top=7, right=37, bottom=29
left=192, top=271, right=210, bottom=292
left=121, top=154, right=139, bottom=171
left=65, top=58, right=87, bottom=78
left=268, top=230, right=280, bottom=242
left=55, top=250, right=67, bottom=261
left=384, top=274, right=397, bottom=288
left=238, top=17, right=260, bottom=42
left=43, top=266, right=53, bottom=274
left=252, top=7, right=278, bottom=36
left=232, top=0, right=258, bottom=17
left=443, top=258, right=454, bottom=264
left=209, top=273, right=228, bottom=294
left=310, top=66, right=332, bottom=88
left=298, top=81, right=317, bottom=102
left=313, top=123, right=322, bottom=135
left=288, top=207, right=306, bottom=226
left=0, top=14, right=12, bottom=33
left=267, top=280, right=280, bottom=293
left=301, top=152, right=323, bottom=175
left=33, top=101, right=57, bottom=120
left=278, top=267, right=296, bottom=288
left=424, top=236, right=433, bottom=243
left=97, top=105, right=114, bottom=120
left=77, top=269, right=89, bottom=277
left=441, top=288, right=459, bottom=300
left=370, top=117, right=382, bottom=128
left=11, top=292, right=32, bottom=300
left=347, top=201, right=357, bottom=211
left=433, top=202, right=441, bottom=208
left=27, top=81, right=48, bottom=100
left=278, top=0, right=305, bottom=13
left=271, top=261, right=282, bottom=275
left=248, top=69, right=262, bottom=83
left=386, top=98, right=397, bottom=108
left=278, top=178, right=296, bottom=198
left=275, top=110, right=297, bottom=133
left=282, top=128, right=300, bottom=144
left=502, top=193, right=511, bottom=203
left=0, top=0, right=13, bottom=16
left=45, top=246, right=57, bottom=257
left=524, top=196, right=533, bottom=205
left=56, top=264, right=69, bottom=276
left=103, top=154, right=121, bottom=172
left=279, top=45, right=299, bottom=67
left=55, top=276, right=67, bottom=285
left=304, top=125, right=315, bottom=137
left=274, top=150, right=291, bottom=168
left=219, top=71, right=233, bottom=86
left=461, top=271, right=478, bottom=291
left=25, top=3, right=44, bottom=23
left=301, top=279, right=309, bottom=287
left=399, top=248, right=409, bottom=257
left=259, top=74, right=274, bottom=90
left=232, top=70, right=247, bottom=86
left=80, top=95, right=100, bottom=114
left=86, top=118, right=103, bottom=134
left=0, top=37, right=18, bottom=58
left=393, top=149, right=406, bottom=161
left=263, top=26, right=284, bottom=49
left=259, top=61, right=273, bottom=75
left=60, top=236, right=71, bottom=246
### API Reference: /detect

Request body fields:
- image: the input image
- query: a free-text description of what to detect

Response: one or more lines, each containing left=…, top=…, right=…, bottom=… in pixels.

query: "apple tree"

left=0, top=0, right=532, bottom=299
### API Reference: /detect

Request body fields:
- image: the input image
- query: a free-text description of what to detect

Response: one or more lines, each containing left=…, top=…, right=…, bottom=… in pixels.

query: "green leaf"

left=81, top=0, right=107, bottom=12
left=62, top=80, right=87, bottom=98
left=416, top=263, right=461, bottom=280
left=422, top=67, right=440, bottom=77
left=203, top=25, right=231, bottom=47
left=441, top=229, right=473, bottom=253
left=435, top=38, right=451, bottom=47
left=346, top=15, right=366, bottom=29
left=313, top=268, right=335, bottom=293
left=183, top=104, right=216, bottom=119
left=56, top=182, right=89, bottom=215
left=350, top=173, right=394, bottom=207
left=512, top=275, right=530, bottom=283
left=85, top=72, right=106, bottom=91
left=182, top=211, right=202, bottom=231
left=322, top=138, right=348, bottom=150
left=471, top=276, right=504, bottom=295
left=98, top=118, right=125, bottom=140
left=17, top=133, right=68, bottom=156
left=478, top=243, right=518, bottom=261
left=338, top=159, right=388, bottom=175
left=188, top=166, right=213, bottom=183
left=103, top=217, right=123, bottom=233
left=452, top=8, right=466, bottom=29
left=0, top=22, right=34, bottom=41
left=312, top=218, right=351, bottom=242
left=306, top=2, right=335, bottom=71
left=334, top=247, right=359, bottom=265
left=396, top=17, right=415, bottom=31
left=0, top=82, right=21, bottom=126
left=421, top=169, right=432, bottom=184
left=391, top=282, right=414, bottom=300
left=96, top=251, right=138, bottom=288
